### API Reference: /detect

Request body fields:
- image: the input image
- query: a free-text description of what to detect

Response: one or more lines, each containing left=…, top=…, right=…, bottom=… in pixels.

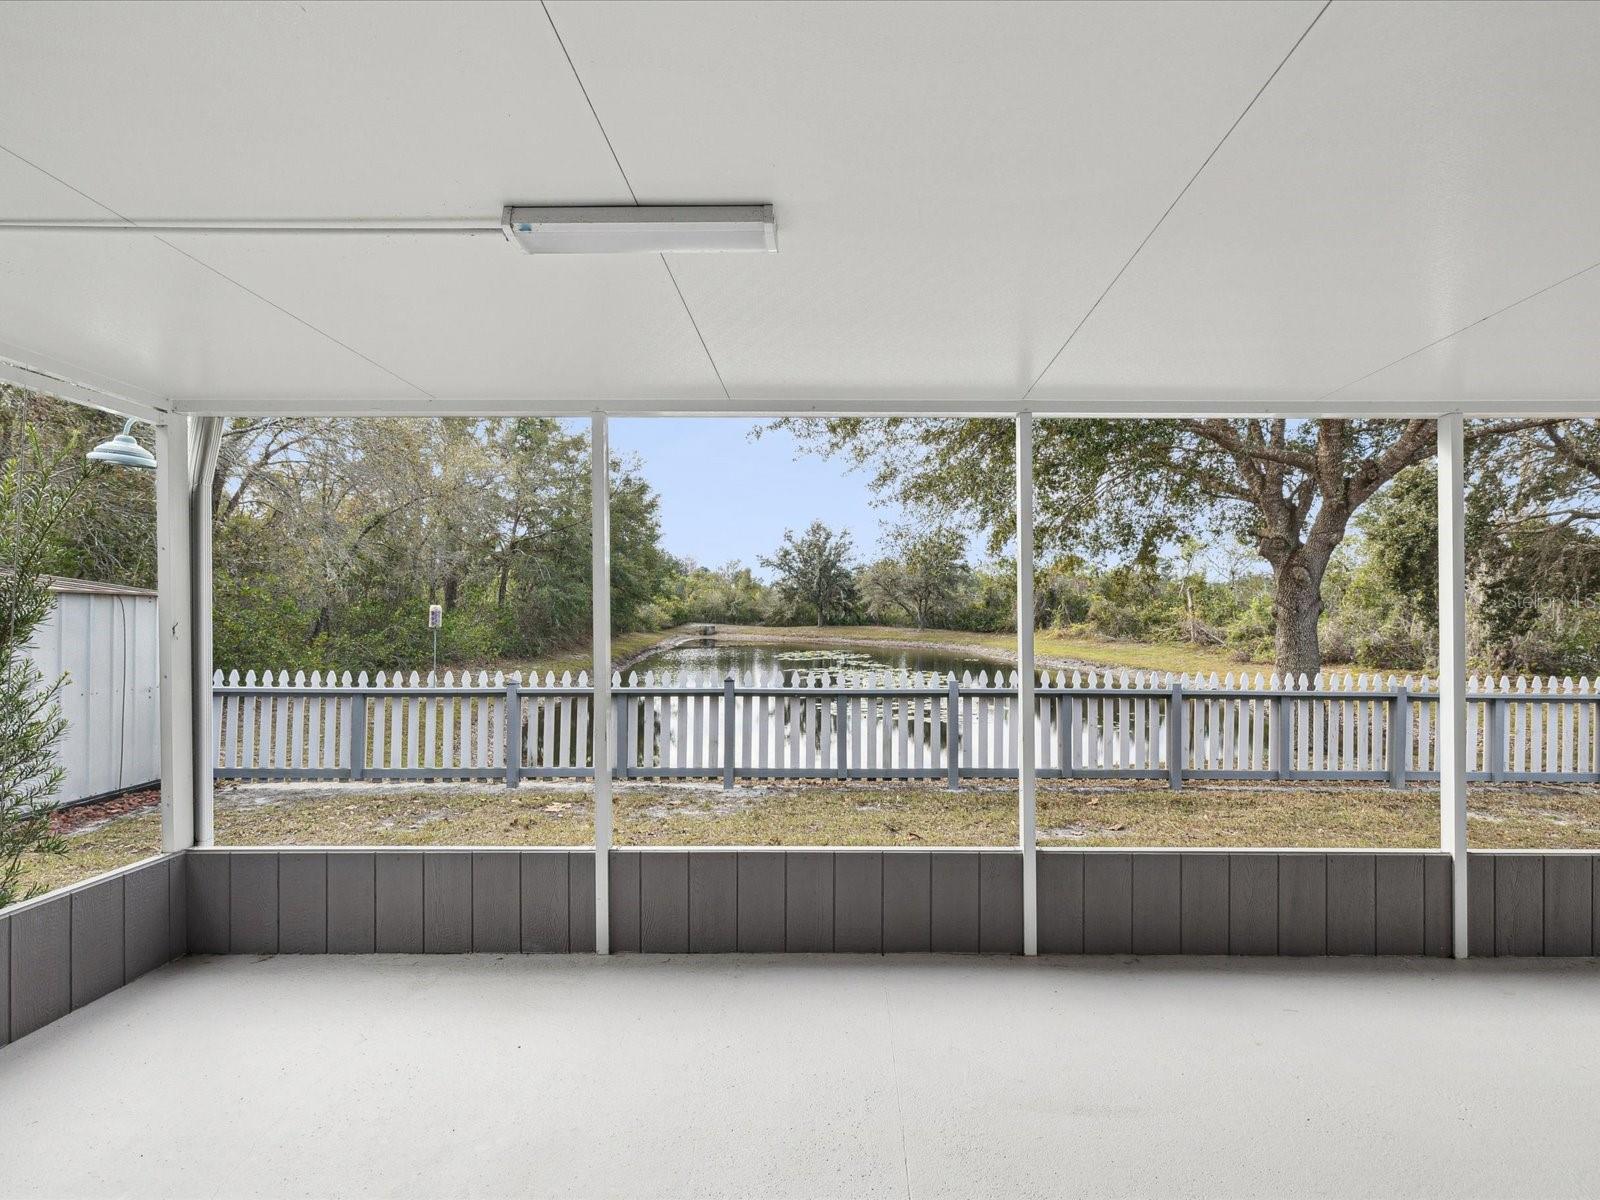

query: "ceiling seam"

left=1317, top=257, right=1600, bottom=402
left=0, top=143, right=436, bottom=401
left=1019, top=0, right=1334, bottom=402
left=540, top=0, right=733, bottom=402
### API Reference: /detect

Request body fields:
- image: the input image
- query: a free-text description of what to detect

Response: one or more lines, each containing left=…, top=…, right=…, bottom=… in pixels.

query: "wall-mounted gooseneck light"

left=86, top=418, right=157, bottom=470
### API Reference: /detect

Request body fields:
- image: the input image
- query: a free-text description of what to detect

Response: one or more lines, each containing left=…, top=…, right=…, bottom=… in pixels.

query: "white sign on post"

left=428, top=604, right=443, bottom=629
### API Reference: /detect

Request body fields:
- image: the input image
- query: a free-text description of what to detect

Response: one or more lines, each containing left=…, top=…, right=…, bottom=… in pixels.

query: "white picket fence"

left=211, top=669, right=1600, bottom=787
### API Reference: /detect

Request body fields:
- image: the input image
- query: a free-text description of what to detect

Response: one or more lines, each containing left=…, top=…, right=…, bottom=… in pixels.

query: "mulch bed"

left=52, top=787, right=160, bottom=834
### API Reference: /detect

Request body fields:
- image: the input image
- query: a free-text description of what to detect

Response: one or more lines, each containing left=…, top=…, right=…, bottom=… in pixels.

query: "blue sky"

left=608, top=418, right=901, bottom=577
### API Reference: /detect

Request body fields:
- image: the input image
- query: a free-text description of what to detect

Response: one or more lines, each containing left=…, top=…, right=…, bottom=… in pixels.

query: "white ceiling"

left=0, top=0, right=1596, bottom=419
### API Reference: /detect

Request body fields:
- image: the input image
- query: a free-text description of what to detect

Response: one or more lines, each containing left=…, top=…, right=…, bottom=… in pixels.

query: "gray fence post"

left=1489, top=697, right=1508, bottom=782
left=946, top=675, right=962, bottom=790
left=1274, top=693, right=1292, bottom=780
left=504, top=679, right=521, bottom=788
left=1061, top=692, right=1076, bottom=780
left=613, top=695, right=628, bottom=779
left=348, top=691, right=366, bottom=781
left=723, top=676, right=737, bottom=790
left=1388, top=685, right=1409, bottom=789
left=835, top=691, right=849, bottom=780
left=1167, top=679, right=1184, bottom=790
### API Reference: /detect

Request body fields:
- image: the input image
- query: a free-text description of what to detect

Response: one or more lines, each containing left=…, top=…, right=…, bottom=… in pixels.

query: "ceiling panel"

left=0, top=0, right=1594, bottom=415
left=0, top=0, right=722, bottom=405
left=1335, top=263, right=1600, bottom=407
left=161, top=234, right=727, bottom=403
left=0, top=156, right=418, bottom=404
left=548, top=0, right=1324, bottom=399
left=0, top=0, right=623, bottom=217
left=1033, top=1, right=1600, bottom=405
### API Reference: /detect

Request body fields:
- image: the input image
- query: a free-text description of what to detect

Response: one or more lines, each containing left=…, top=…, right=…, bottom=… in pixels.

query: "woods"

left=5, top=386, right=1600, bottom=677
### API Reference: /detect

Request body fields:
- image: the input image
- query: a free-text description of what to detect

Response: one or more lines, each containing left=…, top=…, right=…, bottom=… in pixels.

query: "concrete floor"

left=2, top=956, right=1598, bottom=1199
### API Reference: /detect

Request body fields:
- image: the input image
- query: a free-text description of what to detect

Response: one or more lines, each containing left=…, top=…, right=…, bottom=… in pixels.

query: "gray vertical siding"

left=0, top=914, right=9, bottom=1048
left=125, top=857, right=172, bottom=979
left=979, top=852, right=1023, bottom=955
left=785, top=852, right=834, bottom=952
left=327, top=853, right=376, bottom=953
left=278, top=853, right=328, bottom=954
left=1179, top=854, right=1228, bottom=954
left=1544, top=856, right=1593, bottom=957
left=230, top=851, right=280, bottom=954
left=1084, top=854, right=1133, bottom=954
left=568, top=853, right=596, bottom=953
left=930, top=853, right=980, bottom=953
left=1277, top=854, right=1326, bottom=956
left=1039, top=850, right=1456, bottom=958
left=375, top=853, right=424, bottom=953
left=521, top=852, right=569, bottom=952
left=422, top=854, right=473, bottom=953
left=167, top=854, right=187, bottom=958
left=187, top=851, right=230, bottom=954
left=834, top=853, right=883, bottom=954
left=639, top=852, right=689, bottom=953
left=688, top=852, right=739, bottom=953
left=2, top=855, right=179, bottom=1046
left=1037, top=850, right=1084, bottom=954
left=472, top=853, right=521, bottom=953
left=1131, top=853, right=1181, bottom=956
left=7, top=846, right=1600, bottom=1048
left=70, top=877, right=125, bottom=1009
left=882, top=852, right=932, bottom=952
left=1495, top=855, right=1544, bottom=957
left=12, top=894, right=71, bottom=1040
left=1228, top=854, right=1278, bottom=954
left=736, top=852, right=785, bottom=951
left=609, top=852, right=642, bottom=953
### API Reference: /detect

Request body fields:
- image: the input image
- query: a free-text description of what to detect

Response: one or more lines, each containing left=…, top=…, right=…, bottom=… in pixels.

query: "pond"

left=625, top=637, right=1009, bottom=683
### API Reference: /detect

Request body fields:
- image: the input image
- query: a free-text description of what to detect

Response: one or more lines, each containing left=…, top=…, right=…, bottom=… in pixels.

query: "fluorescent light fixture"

left=501, top=205, right=776, bottom=254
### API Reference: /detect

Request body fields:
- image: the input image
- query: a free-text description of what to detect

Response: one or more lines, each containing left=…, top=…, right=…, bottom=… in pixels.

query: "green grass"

left=523, top=628, right=686, bottom=679
left=19, top=778, right=1600, bottom=899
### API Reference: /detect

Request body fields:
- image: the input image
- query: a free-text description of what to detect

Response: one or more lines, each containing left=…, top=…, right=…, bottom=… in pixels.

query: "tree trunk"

left=1270, top=547, right=1331, bottom=678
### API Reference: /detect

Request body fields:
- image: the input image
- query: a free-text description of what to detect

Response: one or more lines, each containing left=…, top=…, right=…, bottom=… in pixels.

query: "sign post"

left=428, top=603, right=442, bottom=677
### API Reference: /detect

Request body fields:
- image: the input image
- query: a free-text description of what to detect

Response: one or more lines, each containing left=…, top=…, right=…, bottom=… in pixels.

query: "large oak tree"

left=774, top=417, right=1534, bottom=675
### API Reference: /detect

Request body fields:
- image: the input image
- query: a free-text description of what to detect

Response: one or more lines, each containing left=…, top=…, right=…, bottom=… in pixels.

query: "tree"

left=0, top=431, right=84, bottom=905
left=1, top=385, right=155, bottom=588
left=771, top=417, right=1536, bottom=675
left=858, top=524, right=970, bottom=629
left=666, top=560, right=770, bottom=625
left=761, top=521, right=859, bottom=626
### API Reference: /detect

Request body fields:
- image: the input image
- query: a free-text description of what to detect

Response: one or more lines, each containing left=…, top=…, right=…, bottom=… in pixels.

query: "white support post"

left=591, top=413, right=613, bottom=954
left=1016, top=413, right=1038, bottom=956
left=155, top=417, right=195, bottom=853
left=191, top=416, right=223, bottom=846
left=1437, top=413, right=1469, bottom=958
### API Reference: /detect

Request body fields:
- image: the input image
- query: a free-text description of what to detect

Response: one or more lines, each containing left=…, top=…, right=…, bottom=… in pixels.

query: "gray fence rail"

left=212, top=668, right=1600, bottom=789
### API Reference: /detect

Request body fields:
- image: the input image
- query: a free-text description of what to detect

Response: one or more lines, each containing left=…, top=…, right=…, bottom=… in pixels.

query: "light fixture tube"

left=500, top=205, right=776, bottom=254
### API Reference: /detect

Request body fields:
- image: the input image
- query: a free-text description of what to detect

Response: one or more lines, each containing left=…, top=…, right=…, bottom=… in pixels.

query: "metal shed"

left=24, top=577, right=159, bottom=805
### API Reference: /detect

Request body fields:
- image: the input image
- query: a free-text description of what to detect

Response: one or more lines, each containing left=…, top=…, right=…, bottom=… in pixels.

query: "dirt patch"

left=52, top=787, right=160, bottom=835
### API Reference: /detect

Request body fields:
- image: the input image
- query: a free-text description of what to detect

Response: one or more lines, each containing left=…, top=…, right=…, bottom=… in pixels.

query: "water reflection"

left=627, top=637, right=1004, bottom=683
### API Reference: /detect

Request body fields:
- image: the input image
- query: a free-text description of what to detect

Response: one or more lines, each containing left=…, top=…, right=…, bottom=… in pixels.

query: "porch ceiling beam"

left=0, top=348, right=169, bottom=424
left=159, top=396, right=1600, bottom=421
